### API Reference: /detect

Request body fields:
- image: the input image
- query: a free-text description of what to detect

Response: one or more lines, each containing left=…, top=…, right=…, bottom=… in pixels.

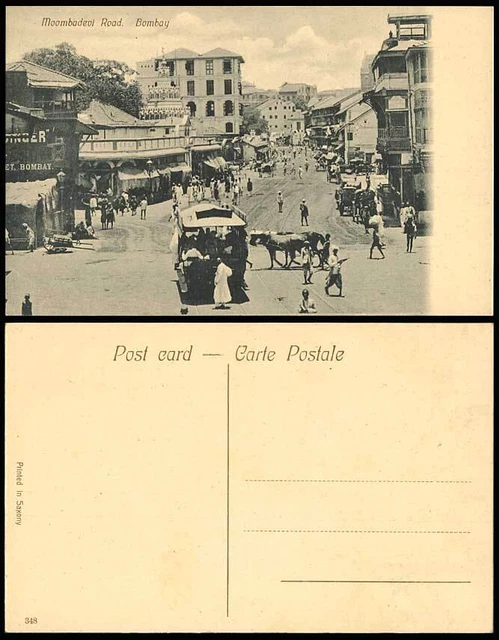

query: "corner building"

left=136, top=48, right=244, bottom=138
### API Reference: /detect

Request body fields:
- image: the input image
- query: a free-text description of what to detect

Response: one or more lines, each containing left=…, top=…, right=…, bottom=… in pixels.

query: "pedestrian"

left=300, top=241, right=313, bottom=284
left=187, top=182, right=193, bottom=204
left=300, top=199, right=309, bottom=226
left=213, top=182, right=220, bottom=203
left=130, top=195, right=138, bottom=216
left=321, top=233, right=331, bottom=269
left=277, top=191, right=284, bottom=213
left=247, top=177, right=253, bottom=197
left=5, top=228, right=14, bottom=255
left=22, top=293, right=32, bottom=316
left=89, top=194, right=98, bottom=217
left=22, top=223, right=35, bottom=252
left=140, top=196, right=148, bottom=220
left=213, top=258, right=232, bottom=309
left=298, top=288, right=317, bottom=314
left=325, top=247, right=346, bottom=297
left=305, top=160, right=309, bottom=172
left=399, top=201, right=408, bottom=229
left=122, top=191, right=129, bottom=212
left=233, top=182, right=240, bottom=206
left=404, top=213, right=417, bottom=253
left=369, top=226, right=385, bottom=259
left=298, top=166, right=303, bottom=180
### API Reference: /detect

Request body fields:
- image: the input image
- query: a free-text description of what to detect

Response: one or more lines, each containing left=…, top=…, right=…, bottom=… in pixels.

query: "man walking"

left=298, top=166, right=303, bottom=180
left=5, top=228, right=14, bottom=255
left=140, top=195, right=148, bottom=220
left=300, top=199, right=309, bottom=226
left=404, top=212, right=417, bottom=253
left=300, top=241, right=313, bottom=284
left=22, top=293, right=33, bottom=316
left=277, top=191, right=284, bottom=213
left=246, top=177, right=253, bottom=197
left=325, top=247, right=346, bottom=297
left=369, top=226, right=385, bottom=259
left=22, top=223, right=35, bottom=252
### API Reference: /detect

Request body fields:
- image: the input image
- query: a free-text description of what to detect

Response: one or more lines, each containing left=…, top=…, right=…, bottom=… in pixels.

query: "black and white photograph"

left=4, top=6, right=491, bottom=315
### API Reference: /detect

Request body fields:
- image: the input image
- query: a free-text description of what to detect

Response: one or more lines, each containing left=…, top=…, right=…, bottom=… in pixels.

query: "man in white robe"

left=213, top=258, right=232, bottom=309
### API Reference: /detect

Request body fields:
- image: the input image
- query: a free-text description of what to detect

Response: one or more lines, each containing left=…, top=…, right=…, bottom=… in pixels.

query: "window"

left=239, top=103, right=243, bottom=116
left=224, top=79, right=232, bottom=95
left=223, top=100, right=234, bottom=116
left=283, top=114, right=286, bottom=119
left=185, top=60, right=195, bottom=75
left=226, top=122, right=234, bottom=133
left=347, top=132, right=354, bottom=141
left=165, top=127, right=171, bottom=135
left=205, top=59, right=214, bottom=75
left=206, top=101, right=215, bottom=117
left=269, top=115, right=272, bottom=119
left=413, top=51, right=429, bottom=84
left=238, top=82, right=242, bottom=95
left=269, top=106, right=272, bottom=110
left=223, top=58, right=232, bottom=74
left=206, top=80, right=214, bottom=95
left=187, top=101, right=197, bottom=116
left=187, top=81, right=195, bottom=96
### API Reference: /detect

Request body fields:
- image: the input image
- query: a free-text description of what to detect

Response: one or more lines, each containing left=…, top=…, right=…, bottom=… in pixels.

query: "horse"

left=249, top=230, right=325, bottom=269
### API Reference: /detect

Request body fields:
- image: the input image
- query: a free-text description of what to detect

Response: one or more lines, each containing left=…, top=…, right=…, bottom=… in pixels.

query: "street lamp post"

left=146, top=160, right=153, bottom=203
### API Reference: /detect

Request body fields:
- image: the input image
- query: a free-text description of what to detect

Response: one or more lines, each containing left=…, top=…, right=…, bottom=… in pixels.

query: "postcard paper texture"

left=4, top=6, right=494, bottom=316
left=5, top=323, right=493, bottom=632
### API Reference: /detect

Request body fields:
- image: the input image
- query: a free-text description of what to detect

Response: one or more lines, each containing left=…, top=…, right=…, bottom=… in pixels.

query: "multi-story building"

left=78, top=99, right=191, bottom=201
left=241, top=81, right=277, bottom=108
left=406, top=41, right=432, bottom=211
left=278, top=82, right=317, bottom=104
left=288, top=109, right=306, bottom=145
left=256, top=98, right=300, bottom=142
left=136, top=47, right=244, bottom=138
left=6, top=61, right=96, bottom=241
left=360, top=54, right=376, bottom=91
left=362, top=13, right=432, bottom=209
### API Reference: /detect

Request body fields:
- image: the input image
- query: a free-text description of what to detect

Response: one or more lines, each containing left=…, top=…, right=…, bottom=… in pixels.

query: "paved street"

left=6, top=161, right=429, bottom=316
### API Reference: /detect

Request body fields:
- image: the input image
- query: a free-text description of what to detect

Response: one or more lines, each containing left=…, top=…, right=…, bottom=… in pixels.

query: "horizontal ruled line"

left=282, top=580, right=471, bottom=584
left=245, top=479, right=472, bottom=484
left=202, top=353, right=223, bottom=357
left=244, top=529, right=471, bottom=534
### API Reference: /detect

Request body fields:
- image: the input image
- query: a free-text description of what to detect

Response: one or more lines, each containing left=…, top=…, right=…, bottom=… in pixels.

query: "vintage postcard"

left=4, top=6, right=493, bottom=316
left=5, top=322, right=493, bottom=632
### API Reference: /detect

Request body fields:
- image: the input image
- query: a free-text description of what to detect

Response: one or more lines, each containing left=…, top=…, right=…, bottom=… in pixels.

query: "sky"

left=6, top=6, right=430, bottom=91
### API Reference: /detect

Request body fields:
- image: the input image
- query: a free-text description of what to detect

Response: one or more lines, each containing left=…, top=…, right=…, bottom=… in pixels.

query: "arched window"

left=223, top=100, right=234, bottom=116
left=206, top=101, right=215, bottom=117
left=239, top=103, right=244, bottom=116
left=187, top=101, right=197, bottom=116
left=225, top=122, right=234, bottom=133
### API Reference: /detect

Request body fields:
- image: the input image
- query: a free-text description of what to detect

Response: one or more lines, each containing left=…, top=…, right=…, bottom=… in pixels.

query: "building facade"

left=406, top=42, right=432, bottom=211
left=241, top=81, right=277, bottom=108
left=278, top=82, right=317, bottom=104
left=257, top=98, right=299, bottom=142
left=78, top=99, right=191, bottom=202
left=6, top=61, right=96, bottom=241
left=136, top=48, right=244, bottom=137
left=362, top=13, right=432, bottom=210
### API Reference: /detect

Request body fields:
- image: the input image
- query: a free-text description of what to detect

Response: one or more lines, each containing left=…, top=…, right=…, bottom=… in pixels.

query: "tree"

left=241, top=105, right=268, bottom=135
left=23, top=43, right=143, bottom=116
left=291, top=95, right=309, bottom=113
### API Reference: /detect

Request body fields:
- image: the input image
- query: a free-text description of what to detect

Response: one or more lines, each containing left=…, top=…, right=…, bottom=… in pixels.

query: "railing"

left=373, top=73, right=408, bottom=92
left=81, top=136, right=189, bottom=154
left=378, top=127, right=409, bottom=140
left=33, top=100, right=76, bottom=116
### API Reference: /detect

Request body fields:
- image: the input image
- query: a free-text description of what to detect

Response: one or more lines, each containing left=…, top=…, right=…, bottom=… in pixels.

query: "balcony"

left=33, top=100, right=77, bottom=118
left=377, top=127, right=411, bottom=152
left=373, top=73, right=408, bottom=93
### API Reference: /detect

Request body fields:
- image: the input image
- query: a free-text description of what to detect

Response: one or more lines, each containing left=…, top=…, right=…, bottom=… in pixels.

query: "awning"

left=191, top=144, right=222, bottom=153
left=118, top=168, right=160, bottom=180
left=6, top=178, right=57, bottom=207
left=80, top=147, right=187, bottom=161
left=214, top=156, right=227, bottom=169
left=203, top=158, right=219, bottom=169
left=180, top=204, right=246, bottom=229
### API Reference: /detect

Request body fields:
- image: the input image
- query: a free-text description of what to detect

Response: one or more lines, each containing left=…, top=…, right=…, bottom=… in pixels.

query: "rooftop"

left=279, top=82, right=315, bottom=92
left=79, top=100, right=139, bottom=127
left=6, top=60, right=84, bottom=89
left=148, top=47, right=244, bottom=63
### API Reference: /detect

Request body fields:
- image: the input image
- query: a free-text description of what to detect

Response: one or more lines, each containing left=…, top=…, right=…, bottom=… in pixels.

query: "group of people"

left=5, top=223, right=35, bottom=254
left=298, top=240, right=347, bottom=313
left=84, top=191, right=150, bottom=229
